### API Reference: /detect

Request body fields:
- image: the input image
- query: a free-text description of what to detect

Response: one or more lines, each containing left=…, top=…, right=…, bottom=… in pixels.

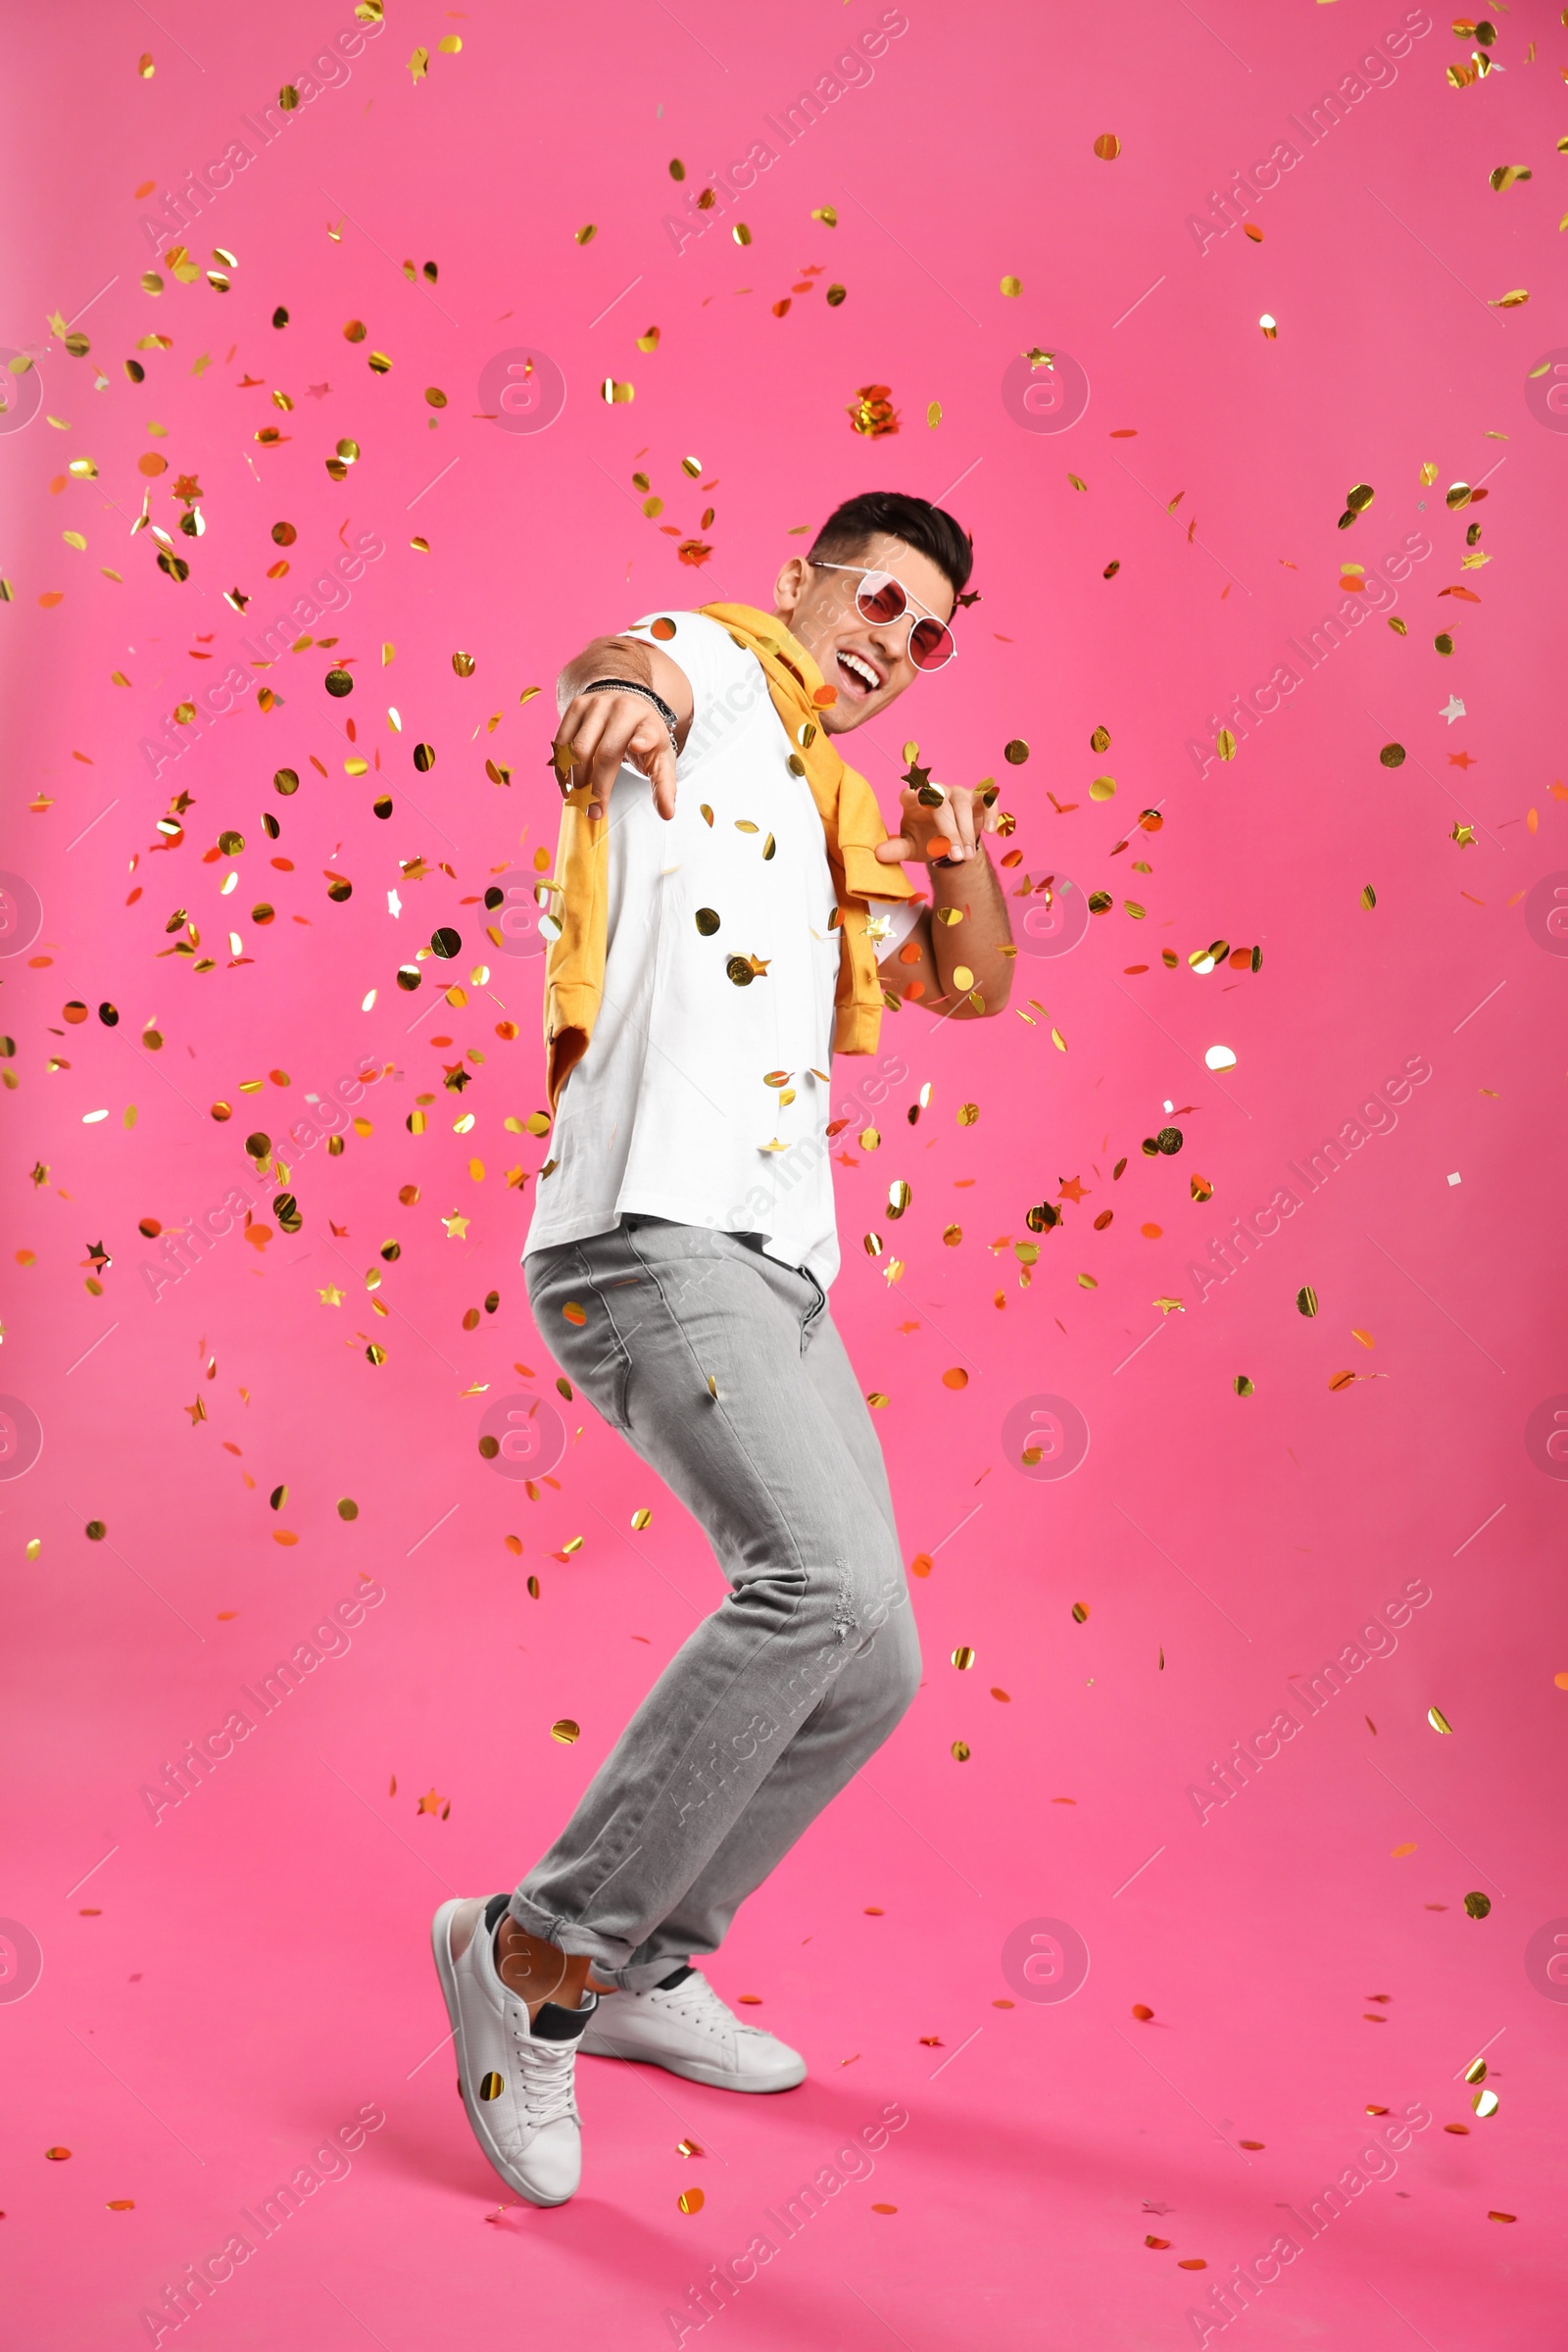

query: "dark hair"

left=808, top=490, right=973, bottom=601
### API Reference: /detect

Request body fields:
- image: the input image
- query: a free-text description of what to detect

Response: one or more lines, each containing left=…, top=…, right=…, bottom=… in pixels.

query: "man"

left=432, top=490, right=1013, bottom=2205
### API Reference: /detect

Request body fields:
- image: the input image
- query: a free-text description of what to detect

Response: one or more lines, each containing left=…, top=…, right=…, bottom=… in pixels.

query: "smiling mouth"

left=836, top=648, right=884, bottom=698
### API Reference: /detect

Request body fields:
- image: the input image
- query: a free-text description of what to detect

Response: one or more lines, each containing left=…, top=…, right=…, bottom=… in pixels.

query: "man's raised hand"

left=552, top=689, right=678, bottom=821
left=873, top=779, right=1001, bottom=867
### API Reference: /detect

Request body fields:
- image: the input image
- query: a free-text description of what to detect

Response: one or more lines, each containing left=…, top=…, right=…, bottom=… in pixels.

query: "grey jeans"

left=513, top=1217, right=921, bottom=1991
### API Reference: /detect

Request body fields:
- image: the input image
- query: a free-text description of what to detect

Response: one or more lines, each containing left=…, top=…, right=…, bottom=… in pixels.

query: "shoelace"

left=658, top=1973, right=749, bottom=2042
left=503, top=2019, right=580, bottom=2132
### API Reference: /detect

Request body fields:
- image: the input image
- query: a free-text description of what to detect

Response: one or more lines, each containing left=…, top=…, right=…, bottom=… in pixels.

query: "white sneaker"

left=580, top=1966, right=807, bottom=2092
left=431, top=1895, right=597, bottom=2205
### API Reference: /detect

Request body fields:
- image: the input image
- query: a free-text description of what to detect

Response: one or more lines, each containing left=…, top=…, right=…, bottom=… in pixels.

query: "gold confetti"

left=678, top=2188, right=705, bottom=2214
left=847, top=383, right=899, bottom=437
left=551, top=1719, right=580, bottom=1744
left=1000, top=274, right=1022, bottom=296
left=1427, top=1705, right=1453, bottom=1735
left=952, top=1645, right=976, bottom=1669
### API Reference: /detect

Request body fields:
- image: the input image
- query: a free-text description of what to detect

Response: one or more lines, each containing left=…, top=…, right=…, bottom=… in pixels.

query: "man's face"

left=772, top=530, right=956, bottom=735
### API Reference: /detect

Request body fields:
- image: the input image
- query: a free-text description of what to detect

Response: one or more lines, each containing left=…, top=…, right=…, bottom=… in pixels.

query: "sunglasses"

left=808, top=562, right=958, bottom=673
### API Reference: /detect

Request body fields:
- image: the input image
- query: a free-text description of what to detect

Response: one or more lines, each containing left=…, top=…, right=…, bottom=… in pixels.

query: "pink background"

left=3, top=3, right=1566, bottom=2345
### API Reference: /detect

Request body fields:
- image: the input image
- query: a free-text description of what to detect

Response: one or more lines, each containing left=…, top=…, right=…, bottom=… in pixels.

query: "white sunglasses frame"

left=807, top=561, right=959, bottom=672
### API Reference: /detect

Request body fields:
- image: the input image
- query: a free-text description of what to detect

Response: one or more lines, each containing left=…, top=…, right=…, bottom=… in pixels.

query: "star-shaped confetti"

left=1057, top=1176, right=1088, bottom=1201
left=318, top=1284, right=345, bottom=1306
left=1448, top=751, right=1476, bottom=768
left=442, top=1211, right=469, bottom=1239
left=416, top=1787, right=449, bottom=1816
left=1439, top=694, right=1466, bottom=724
left=28, top=1161, right=49, bottom=1188
left=184, top=1396, right=207, bottom=1425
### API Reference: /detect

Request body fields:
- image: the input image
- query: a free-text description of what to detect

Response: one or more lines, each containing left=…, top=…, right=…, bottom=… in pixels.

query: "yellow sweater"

left=540, top=602, right=915, bottom=1109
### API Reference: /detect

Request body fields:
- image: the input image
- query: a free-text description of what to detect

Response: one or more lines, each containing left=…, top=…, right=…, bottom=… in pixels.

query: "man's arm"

left=552, top=634, right=695, bottom=819
left=874, top=783, right=1013, bottom=1018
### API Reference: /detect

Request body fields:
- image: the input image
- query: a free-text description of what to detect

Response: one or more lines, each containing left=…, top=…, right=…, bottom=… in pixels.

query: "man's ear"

left=773, top=556, right=809, bottom=615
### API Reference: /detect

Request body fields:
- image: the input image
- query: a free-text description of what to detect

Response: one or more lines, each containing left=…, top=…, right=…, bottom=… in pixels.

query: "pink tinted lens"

left=909, top=616, right=956, bottom=671
left=855, top=571, right=908, bottom=625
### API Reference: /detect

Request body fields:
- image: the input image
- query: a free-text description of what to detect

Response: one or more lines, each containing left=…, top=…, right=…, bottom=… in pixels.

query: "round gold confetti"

left=1000, top=274, right=1022, bottom=297
left=951, top=1645, right=976, bottom=1669
left=337, top=1498, right=359, bottom=1521
left=551, top=1719, right=580, bottom=1744
left=479, top=2072, right=504, bottom=2100
left=1071, top=1601, right=1090, bottom=1623
left=1234, top=1375, right=1255, bottom=1398
left=1004, top=739, right=1029, bottom=764
left=1379, top=743, right=1405, bottom=768
left=951, top=1740, right=971, bottom=1761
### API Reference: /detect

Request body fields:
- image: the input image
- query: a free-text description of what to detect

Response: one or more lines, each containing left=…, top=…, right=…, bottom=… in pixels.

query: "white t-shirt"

left=523, top=611, right=919, bottom=1290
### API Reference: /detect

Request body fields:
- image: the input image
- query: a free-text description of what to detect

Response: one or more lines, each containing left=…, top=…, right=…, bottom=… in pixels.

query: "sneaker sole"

left=577, top=2034, right=807, bottom=2093
left=430, top=1898, right=577, bottom=2207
